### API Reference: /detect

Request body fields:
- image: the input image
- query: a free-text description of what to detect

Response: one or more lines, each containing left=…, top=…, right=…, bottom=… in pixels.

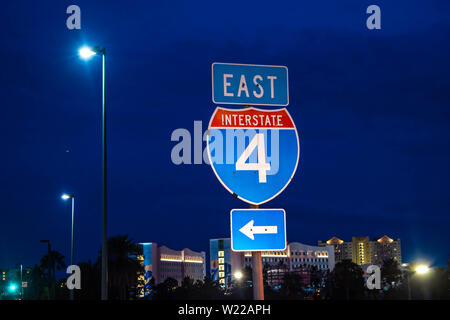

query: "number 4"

left=236, top=133, right=271, bottom=183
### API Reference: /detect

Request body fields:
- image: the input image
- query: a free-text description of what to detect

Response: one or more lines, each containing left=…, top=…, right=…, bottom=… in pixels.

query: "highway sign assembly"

left=212, top=63, right=289, bottom=106
left=206, top=106, right=299, bottom=205
left=230, top=209, right=287, bottom=251
left=209, top=62, right=295, bottom=300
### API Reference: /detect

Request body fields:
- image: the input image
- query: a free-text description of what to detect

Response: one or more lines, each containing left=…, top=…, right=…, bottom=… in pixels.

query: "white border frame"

left=206, top=106, right=300, bottom=205
left=230, top=208, right=287, bottom=252
left=211, top=62, right=289, bottom=106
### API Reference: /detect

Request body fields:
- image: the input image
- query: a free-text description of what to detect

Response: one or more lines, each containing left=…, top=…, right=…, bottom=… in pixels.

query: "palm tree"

left=40, top=250, right=66, bottom=274
left=40, top=250, right=66, bottom=299
left=100, top=235, right=143, bottom=300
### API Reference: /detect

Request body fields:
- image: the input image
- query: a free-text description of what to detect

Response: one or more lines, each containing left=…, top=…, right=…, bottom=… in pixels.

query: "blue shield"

left=207, top=107, right=299, bottom=205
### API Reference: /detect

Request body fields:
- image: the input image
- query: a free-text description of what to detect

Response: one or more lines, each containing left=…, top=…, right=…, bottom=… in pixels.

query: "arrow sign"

left=231, top=209, right=286, bottom=251
left=239, top=220, right=278, bottom=240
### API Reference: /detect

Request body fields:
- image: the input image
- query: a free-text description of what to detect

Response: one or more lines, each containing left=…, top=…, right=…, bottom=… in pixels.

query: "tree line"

left=6, top=235, right=449, bottom=300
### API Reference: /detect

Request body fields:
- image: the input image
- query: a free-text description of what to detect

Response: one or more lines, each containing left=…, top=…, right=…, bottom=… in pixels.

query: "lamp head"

left=79, top=46, right=97, bottom=60
left=61, top=193, right=73, bottom=200
left=234, top=271, right=243, bottom=280
left=415, top=264, right=430, bottom=275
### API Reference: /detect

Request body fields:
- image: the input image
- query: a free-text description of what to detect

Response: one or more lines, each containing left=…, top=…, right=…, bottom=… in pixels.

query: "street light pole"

left=407, top=271, right=412, bottom=300
left=62, top=193, right=75, bottom=300
left=20, top=264, right=23, bottom=299
left=78, top=46, right=108, bottom=300
left=71, top=196, right=75, bottom=270
left=101, top=49, right=109, bottom=301
left=250, top=203, right=264, bottom=300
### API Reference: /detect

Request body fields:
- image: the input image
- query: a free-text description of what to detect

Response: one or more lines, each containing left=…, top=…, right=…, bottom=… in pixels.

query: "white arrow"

left=239, top=220, right=278, bottom=240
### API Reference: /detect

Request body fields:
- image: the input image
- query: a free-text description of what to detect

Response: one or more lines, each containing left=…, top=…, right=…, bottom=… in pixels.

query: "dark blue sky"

left=0, top=1, right=449, bottom=269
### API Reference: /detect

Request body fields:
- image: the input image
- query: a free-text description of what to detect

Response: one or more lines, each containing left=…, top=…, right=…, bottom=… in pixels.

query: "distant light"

left=401, top=263, right=408, bottom=267
left=61, top=194, right=71, bottom=200
left=415, top=265, right=430, bottom=275
left=9, top=284, right=16, bottom=291
left=79, top=46, right=96, bottom=60
left=234, top=271, right=243, bottom=280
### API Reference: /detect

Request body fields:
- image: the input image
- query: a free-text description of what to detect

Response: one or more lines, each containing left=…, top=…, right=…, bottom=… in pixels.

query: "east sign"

left=212, top=63, right=289, bottom=106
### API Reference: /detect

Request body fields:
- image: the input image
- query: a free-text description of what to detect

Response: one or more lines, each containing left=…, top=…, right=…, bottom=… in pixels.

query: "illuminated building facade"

left=242, top=242, right=335, bottom=271
left=318, top=237, right=352, bottom=263
left=0, top=267, right=31, bottom=298
left=159, top=246, right=206, bottom=284
left=136, top=243, right=206, bottom=297
left=1, top=269, right=7, bottom=282
left=210, top=239, right=334, bottom=288
left=244, top=242, right=335, bottom=287
left=352, top=236, right=371, bottom=265
left=372, top=235, right=402, bottom=265
left=209, top=238, right=244, bottom=287
left=319, top=235, right=402, bottom=266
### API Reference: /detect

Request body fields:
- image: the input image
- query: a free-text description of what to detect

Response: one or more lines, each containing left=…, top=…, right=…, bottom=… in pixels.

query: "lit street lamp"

left=405, top=263, right=431, bottom=300
left=78, top=45, right=108, bottom=300
left=61, top=193, right=75, bottom=300
left=415, top=265, right=430, bottom=275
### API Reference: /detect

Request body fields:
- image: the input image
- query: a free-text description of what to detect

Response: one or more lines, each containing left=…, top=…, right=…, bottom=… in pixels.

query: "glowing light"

left=415, top=265, right=430, bottom=275
left=79, top=46, right=96, bottom=60
left=61, top=194, right=71, bottom=200
left=234, top=271, right=243, bottom=279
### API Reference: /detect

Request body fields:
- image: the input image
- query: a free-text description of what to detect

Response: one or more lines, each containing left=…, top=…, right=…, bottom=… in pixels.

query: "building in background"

left=319, top=235, right=402, bottom=266
left=352, top=236, right=372, bottom=265
left=371, top=235, right=402, bottom=265
left=210, top=239, right=335, bottom=288
left=136, top=242, right=159, bottom=297
left=159, top=246, right=206, bottom=284
left=210, top=238, right=244, bottom=287
left=136, top=243, right=206, bottom=297
left=318, top=237, right=352, bottom=263
left=0, top=266, right=31, bottom=299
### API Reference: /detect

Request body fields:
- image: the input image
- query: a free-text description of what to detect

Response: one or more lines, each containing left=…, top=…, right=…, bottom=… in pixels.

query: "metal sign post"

left=250, top=204, right=264, bottom=300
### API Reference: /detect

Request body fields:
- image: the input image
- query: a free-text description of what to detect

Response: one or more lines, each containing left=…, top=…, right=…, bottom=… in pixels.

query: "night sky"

left=1, top=1, right=449, bottom=270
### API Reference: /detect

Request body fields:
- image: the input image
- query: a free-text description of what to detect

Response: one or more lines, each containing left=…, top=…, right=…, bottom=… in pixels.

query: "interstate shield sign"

left=206, top=107, right=300, bottom=205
